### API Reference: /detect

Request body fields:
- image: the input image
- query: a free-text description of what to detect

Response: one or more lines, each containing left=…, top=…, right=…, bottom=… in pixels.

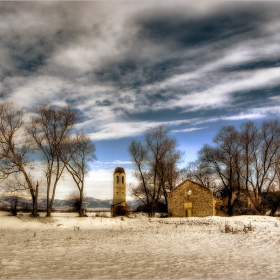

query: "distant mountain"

left=0, top=196, right=32, bottom=208
left=0, top=195, right=143, bottom=211
left=127, top=199, right=143, bottom=210
left=84, top=197, right=112, bottom=209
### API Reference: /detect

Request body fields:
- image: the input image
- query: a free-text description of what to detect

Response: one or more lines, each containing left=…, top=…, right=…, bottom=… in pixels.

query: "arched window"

left=122, top=176, right=124, bottom=184
left=116, top=176, right=119, bottom=184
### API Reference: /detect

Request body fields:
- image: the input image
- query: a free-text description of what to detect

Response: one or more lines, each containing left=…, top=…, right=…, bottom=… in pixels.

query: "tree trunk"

left=227, top=190, right=233, bottom=216
left=32, top=182, right=39, bottom=217
left=151, top=200, right=158, bottom=217
left=147, top=202, right=154, bottom=217
left=47, top=196, right=55, bottom=217
left=46, top=181, right=51, bottom=217
left=269, top=201, right=280, bottom=216
left=46, top=207, right=52, bottom=217
left=79, top=190, right=84, bottom=217
left=46, top=194, right=52, bottom=217
left=47, top=177, right=60, bottom=217
left=31, top=197, right=37, bottom=216
left=164, top=197, right=168, bottom=214
left=162, top=185, right=168, bottom=213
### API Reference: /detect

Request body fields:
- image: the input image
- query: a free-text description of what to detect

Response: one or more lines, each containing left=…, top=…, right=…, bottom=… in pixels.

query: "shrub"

left=10, top=197, right=19, bottom=216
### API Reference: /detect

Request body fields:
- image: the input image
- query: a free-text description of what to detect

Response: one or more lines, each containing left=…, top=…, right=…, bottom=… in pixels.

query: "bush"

left=135, top=201, right=167, bottom=213
left=21, top=202, right=31, bottom=212
left=66, top=192, right=86, bottom=215
left=10, top=197, right=19, bottom=216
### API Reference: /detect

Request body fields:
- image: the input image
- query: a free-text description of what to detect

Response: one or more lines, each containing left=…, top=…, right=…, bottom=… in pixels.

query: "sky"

left=1, top=1, right=280, bottom=199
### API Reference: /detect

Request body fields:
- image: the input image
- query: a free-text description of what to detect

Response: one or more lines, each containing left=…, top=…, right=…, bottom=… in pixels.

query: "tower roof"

left=114, top=167, right=125, bottom=174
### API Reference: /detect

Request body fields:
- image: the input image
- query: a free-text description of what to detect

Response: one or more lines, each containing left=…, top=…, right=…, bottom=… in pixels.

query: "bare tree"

left=66, top=191, right=87, bottom=214
left=27, top=105, right=77, bottom=217
left=274, top=151, right=280, bottom=193
left=0, top=102, right=39, bottom=216
left=129, top=125, right=182, bottom=217
left=240, top=119, right=280, bottom=213
left=198, top=126, right=241, bottom=216
left=62, top=132, right=96, bottom=217
left=196, top=119, right=280, bottom=215
left=184, top=160, right=215, bottom=189
left=239, top=121, right=261, bottom=211
left=129, top=140, right=153, bottom=215
left=146, top=126, right=183, bottom=208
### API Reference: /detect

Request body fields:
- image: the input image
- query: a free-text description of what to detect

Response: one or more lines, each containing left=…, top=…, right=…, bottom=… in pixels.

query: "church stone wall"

left=168, top=180, right=215, bottom=217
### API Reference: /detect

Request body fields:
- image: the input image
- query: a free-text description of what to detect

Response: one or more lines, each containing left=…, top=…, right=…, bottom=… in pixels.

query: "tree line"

left=186, top=120, right=280, bottom=216
left=1, top=101, right=280, bottom=218
left=0, top=102, right=96, bottom=217
left=129, top=120, right=280, bottom=217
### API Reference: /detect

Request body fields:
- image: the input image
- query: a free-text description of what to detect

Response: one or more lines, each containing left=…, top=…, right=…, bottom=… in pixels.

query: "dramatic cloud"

left=1, top=1, right=280, bottom=197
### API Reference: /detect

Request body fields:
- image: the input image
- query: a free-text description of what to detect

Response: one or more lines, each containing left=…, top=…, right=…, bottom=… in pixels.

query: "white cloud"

left=80, top=165, right=137, bottom=199
left=2, top=1, right=280, bottom=201
left=94, top=160, right=133, bottom=166
left=86, top=118, right=199, bottom=141
left=5, top=76, right=69, bottom=109
left=51, top=47, right=97, bottom=73
left=251, top=106, right=280, bottom=117
left=221, top=113, right=265, bottom=121
left=175, top=67, right=280, bottom=112
left=172, top=127, right=206, bottom=133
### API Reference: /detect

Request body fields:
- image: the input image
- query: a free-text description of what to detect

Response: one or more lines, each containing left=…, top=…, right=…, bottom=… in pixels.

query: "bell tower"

left=113, top=166, right=126, bottom=205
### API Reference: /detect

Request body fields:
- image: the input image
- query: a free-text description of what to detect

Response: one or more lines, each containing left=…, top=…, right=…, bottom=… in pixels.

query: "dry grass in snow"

left=0, top=211, right=280, bottom=279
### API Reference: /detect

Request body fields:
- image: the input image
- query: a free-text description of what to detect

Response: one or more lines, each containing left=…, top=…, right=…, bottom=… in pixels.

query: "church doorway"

left=184, top=202, right=193, bottom=217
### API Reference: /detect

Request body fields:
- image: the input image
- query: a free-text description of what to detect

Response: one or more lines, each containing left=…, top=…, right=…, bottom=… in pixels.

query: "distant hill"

left=0, top=195, right=143, bottom=211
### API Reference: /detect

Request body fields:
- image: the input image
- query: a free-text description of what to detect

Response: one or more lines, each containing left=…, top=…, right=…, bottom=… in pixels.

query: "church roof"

left=170, top=179, right=212, bottom=194
left=114, top=166, right=125, bottom=174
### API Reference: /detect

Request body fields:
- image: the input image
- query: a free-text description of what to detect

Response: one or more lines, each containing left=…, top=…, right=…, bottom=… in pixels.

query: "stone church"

left=168, top=180, right=216, bottom=217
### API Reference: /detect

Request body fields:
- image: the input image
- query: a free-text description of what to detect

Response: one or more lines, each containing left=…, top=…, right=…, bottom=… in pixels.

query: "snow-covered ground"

left=0, top=211, right=279, bottom=279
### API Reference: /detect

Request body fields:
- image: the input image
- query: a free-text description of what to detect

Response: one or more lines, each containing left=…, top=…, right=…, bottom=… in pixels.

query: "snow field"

left=0, top=212, right=279, bottom=279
